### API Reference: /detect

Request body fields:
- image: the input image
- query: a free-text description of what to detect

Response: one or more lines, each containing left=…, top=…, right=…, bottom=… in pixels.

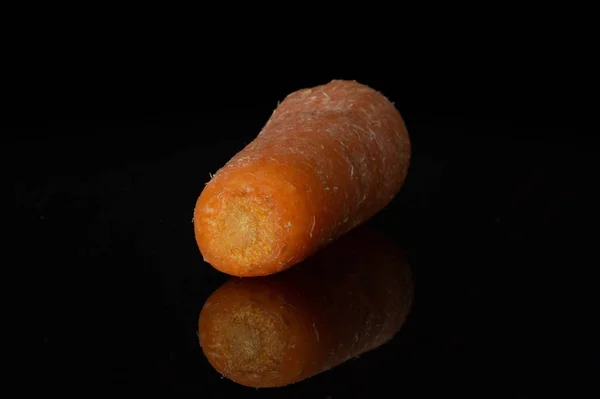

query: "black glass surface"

left=14, top=64, right=597, bottom=397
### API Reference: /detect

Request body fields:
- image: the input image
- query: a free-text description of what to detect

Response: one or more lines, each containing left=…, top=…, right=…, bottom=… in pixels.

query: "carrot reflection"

left=198, top=226, right=413, bottom=388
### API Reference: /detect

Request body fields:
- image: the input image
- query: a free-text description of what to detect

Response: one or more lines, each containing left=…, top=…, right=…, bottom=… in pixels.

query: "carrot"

left=194, top=79, right=411, bottom=277
left=197, top=226, right=414, bottom=388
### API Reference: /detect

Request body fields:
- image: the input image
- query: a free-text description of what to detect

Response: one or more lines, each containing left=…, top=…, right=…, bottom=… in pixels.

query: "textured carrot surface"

left=198, top=227, right=414, bottom=388
left=194, top=79, right=411, bottom=276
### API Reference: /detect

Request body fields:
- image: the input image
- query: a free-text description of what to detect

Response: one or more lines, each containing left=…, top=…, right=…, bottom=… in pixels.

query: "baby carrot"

left=194, top=79, right=411, bottom=276
left=197, top=226, right=413, bottom=388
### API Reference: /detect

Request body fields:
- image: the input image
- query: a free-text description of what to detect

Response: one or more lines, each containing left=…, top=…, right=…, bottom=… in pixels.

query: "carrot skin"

left=194, top=79, right=411, bottom=276
left=197, top=227, right=414, bottom=388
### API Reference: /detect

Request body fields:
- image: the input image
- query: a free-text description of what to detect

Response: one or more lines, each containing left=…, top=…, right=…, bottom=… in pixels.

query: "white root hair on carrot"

left=206, top=351, right=221, bottom=359
left=368, top=129, right=377, bottom=141
left=284, top=221, right=292, bottom=228
left=310, top=216, right=316, bottom=238
left=276, top=262, right=286, bottom=271
left=312, top=323, right=320, bottom=342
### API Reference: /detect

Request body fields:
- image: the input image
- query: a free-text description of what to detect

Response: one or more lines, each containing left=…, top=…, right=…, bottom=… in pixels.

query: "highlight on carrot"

left=197, top=226, right=414, bottom=388
left=194, top=79, right=411, bottom=277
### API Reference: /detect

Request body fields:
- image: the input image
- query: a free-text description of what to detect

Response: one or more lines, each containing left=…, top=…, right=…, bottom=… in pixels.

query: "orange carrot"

left=197, top=226, right=413, bottom=388
left=194, top=79, right=411, bottom=276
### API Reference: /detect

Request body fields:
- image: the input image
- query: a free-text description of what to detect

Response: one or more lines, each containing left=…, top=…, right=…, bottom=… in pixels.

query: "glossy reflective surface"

left=17, top=92, right=596, bottom=396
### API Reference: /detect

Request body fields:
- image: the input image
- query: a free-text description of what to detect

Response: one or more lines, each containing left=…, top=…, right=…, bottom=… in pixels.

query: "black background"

left=11, top=23, right=598, bottom=397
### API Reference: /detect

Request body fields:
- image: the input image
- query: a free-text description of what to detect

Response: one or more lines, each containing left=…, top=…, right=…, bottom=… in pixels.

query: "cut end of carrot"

left=212, top=193, right=281, bottom=267
left=195, top=188, right=286, bottom=276
left=195, top=162, right=315, bottom=277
